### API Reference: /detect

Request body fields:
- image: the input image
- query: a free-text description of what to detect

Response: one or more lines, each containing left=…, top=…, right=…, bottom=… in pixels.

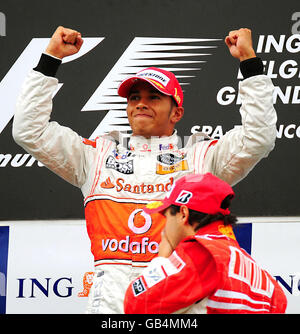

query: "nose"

left=136, top=98, right=148, bottom=110
left=136, top=104, right=148, bottom=110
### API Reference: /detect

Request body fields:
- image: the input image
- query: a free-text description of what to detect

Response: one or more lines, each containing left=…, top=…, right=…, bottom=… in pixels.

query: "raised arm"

left=204, top=28, right=277, bottom=186
left=13, top=26, right=94, bottom=187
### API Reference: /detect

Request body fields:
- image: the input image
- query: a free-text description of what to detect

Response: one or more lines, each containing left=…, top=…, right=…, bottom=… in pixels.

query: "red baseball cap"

left=144, top=173, right=235, bottom=216
left=117, top=67, right=184, bottom=107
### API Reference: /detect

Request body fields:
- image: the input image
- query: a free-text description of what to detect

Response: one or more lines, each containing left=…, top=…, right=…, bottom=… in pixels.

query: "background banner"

left=0, top=219, right=299, bottom=314
left=0, top=0, right=299, bottom=314
left=0, top=226, right=9, bottom=314
left=0, top=0, right=299, bottom=218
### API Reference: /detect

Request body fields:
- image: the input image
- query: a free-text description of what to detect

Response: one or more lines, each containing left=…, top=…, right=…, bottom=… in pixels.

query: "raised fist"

left=225, top=28, right=256, bottom=61
left=45, top=26, right=84, bottom=59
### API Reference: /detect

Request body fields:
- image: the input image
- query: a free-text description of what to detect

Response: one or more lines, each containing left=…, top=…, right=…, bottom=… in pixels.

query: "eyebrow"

left=129, top=89, right=163, bottom=96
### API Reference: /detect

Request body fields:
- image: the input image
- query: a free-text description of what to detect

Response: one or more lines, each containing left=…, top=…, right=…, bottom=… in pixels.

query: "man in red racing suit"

left=124, top=173, right=287, bottom=314
left=13, top=27, right=277, bottom=313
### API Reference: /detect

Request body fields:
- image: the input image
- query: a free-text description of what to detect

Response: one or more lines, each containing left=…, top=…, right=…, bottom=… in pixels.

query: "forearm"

left=13, top=56, right=91, bottom=187
left=13, top=68, right=59, bottom=147
left=13, top=53, right=62, bottom=144
left=205, top=70, right=276, bottom=186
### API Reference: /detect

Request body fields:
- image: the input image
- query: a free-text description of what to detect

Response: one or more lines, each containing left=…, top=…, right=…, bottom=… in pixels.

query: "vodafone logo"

left=102, top=209, right=159, bottom=255
left=128, top=209, right=152, bottom=234
left=101, top=206, right=160, bottom=256
left=102, top=236, right=159, bottom=255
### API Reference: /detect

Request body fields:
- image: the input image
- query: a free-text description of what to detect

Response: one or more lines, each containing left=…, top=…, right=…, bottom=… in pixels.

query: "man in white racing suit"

left=12, top=26, right=277, bottom=313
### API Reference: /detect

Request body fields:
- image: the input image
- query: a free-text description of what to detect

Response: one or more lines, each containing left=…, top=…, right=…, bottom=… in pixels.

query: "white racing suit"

left=13, top=70, right=277, bottom=313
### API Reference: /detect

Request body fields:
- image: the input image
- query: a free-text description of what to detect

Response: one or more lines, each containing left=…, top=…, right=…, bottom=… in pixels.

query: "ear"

left=170, top=106, right=184, bottom=124
left=179, top=205, right=190, bottom=225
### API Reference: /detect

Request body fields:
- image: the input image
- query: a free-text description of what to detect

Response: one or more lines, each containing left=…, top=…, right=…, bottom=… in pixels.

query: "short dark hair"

left=171, top=96, right=178, bottom=107
left=168, top=195, right=237, bottom=232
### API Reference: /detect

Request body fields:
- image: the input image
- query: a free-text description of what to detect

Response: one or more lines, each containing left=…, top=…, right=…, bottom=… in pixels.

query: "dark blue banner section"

left=234, top=223, right=252, bottom=255
left=0, top=226, right=9, bottom=314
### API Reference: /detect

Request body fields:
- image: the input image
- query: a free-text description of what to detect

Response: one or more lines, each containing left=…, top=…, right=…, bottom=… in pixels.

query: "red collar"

left=184, top=220, right=237, bottom=242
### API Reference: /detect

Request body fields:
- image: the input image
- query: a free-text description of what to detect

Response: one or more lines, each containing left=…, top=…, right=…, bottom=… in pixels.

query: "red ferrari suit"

left=124, top=221, right=287, bottom=314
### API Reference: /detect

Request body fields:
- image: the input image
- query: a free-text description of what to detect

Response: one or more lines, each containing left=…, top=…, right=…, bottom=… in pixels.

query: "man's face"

left=163, top=207, right=186, bottom=250
left=126, top=81, right=184, bottom=138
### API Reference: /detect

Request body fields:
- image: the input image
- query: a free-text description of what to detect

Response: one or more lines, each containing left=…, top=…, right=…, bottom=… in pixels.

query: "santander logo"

left=100, top=176, right=174, bottom=194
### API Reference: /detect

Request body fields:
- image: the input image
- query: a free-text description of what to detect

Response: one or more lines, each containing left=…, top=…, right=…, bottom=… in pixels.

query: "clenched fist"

left=45, top=26, right=84, bottom=59
left=225, top=28, right=256, bottom=61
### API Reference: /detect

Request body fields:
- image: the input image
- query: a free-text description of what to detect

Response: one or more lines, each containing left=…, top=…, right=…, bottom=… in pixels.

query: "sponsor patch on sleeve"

left=132, top=277, right=147, bottom=296
left=143, top=265, right=167, bottom=288
left=131, top=255, right=186, bottom=297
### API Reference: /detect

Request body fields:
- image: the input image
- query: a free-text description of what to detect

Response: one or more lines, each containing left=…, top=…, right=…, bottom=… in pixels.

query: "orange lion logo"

left=78, top=272, right=94, bottom=297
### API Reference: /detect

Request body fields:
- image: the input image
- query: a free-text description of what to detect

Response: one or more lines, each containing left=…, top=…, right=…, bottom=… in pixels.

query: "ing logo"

left=78, top=272, right=94, bottom=297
